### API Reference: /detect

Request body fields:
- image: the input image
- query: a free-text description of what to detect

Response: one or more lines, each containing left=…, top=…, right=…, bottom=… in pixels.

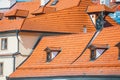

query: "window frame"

left=44, top=47, right=61, bottom=62
left=89, top=44, right=109, bottom=61
left=51, top=0, right=59, bottom=6
left=1, top=38, right=8, bottom=50
left=115, top=42, right=120, bottom=59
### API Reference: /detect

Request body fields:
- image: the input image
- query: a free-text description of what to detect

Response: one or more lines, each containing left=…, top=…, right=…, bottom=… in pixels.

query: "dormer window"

left=89, top=44, right=109, bottom=60
left=44, top=47, right=61, bottom=62
left=115, top=42, right=120, bottom=59
left=51, top=0, right=59, bottom=6
left=1, top=38, right=7, bottom=50
left=8, top=16, right=16, bottom=20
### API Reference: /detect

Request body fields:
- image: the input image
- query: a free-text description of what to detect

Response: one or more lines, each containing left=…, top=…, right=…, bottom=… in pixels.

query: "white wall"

left=0, top=0, right=16, bottom=9
left=0, top=33, right=18, bottom=55
left=90, top=14, right=96, bottom=25
left=19, top=32, right=40, bottom=56
left=0, top=57, right=14, bottom=80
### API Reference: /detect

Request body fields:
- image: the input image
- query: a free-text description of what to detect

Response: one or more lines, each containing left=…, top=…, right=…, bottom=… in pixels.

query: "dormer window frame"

left=115, top=42, right=120, bottom=60
left=89, top=44, right=109, bottom=61
left=51, top=0, right=59, bottom=6
left=44, top=47, right=61, bottom=62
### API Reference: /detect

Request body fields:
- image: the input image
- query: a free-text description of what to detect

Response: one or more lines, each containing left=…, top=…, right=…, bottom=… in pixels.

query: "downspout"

left=71, top=30, right=100, bottom=64
left=13, top=30, right=20, bottom=71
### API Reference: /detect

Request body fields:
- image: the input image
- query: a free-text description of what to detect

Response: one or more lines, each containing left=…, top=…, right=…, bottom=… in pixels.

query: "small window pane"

left=51, top=51, right=58, bottom=59
left=51, top=0, right=58, bottom=6
left=1, top=38, right=7, bottom=50
left=96, top=49, right=105, bottom=58
left=0, top=63, right=3, bottom=75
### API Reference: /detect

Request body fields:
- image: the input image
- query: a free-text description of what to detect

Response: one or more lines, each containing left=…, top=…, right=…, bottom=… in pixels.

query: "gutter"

left=71, top=30, right=100, bottom=64
left=12, top=30, right=20, bottom=71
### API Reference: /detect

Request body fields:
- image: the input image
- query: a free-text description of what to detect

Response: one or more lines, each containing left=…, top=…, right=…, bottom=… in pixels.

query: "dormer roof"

left=5, top=9, right=29, bottom=18
left=87, top=4, right=114, bottom=13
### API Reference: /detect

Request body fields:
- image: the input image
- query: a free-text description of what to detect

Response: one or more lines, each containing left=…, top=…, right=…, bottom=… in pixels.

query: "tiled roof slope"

left=0, top=19, right=24, bottom=32
left=21, top=0, right=96, bottom=33
left=10, top=25, right=120, bottom=78
left=87, top=5, right=114, bottom=13
left=4, top=2, right=40, bottom=18
left=46, top=0, right=81, bottom=11
left=9, top=32, right=95, bottom=78
left=5, top=9, right=29, bottom=18
left=74, top=25, right=120, bottom=75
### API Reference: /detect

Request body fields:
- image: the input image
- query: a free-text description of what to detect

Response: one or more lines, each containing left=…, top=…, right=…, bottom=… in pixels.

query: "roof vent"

left=83, top=25, right=87, bottom=33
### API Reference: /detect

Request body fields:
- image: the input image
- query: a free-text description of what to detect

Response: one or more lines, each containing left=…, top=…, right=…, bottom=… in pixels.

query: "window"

left=115, top=42, right=120, bottom=59
left=44, top=47, right=61, bottom=62
left=0, top=63, right=3, bottom=75
left=8, top=16, right=16, bottom=20
left=51, top=0, right=59, bottom=6
left=89, top=44, right=109, bottom=60
left=1, top=38, right=7, bottom=50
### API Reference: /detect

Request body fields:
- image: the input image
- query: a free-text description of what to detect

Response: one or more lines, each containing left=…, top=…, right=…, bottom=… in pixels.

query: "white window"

left=0, top=63, right=3, bottom=75
left=1, top=38, right=7, bottom=50
left=45, top=47, right=61, bottom=62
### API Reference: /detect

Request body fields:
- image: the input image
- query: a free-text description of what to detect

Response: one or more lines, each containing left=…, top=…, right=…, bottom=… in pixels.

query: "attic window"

left=115, top=42, right=120, bottom=59
left=44, top=47, right=61, bottom=62
left=89, top=44, right=109, bottom=60
left=8, top=16, right=16, bottom=20
left=51, top=0, right=59, bottom=6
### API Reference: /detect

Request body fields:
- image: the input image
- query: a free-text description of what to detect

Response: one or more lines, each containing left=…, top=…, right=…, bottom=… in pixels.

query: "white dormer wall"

left=0, top=0, right=16, bottom=9
left=41, top=0, right=50, bottom=6
left=100, top=0, right=110, bottom=7
left=90, top=14, right=96, bottom=25
left=116, top=0, right=120, bottom=2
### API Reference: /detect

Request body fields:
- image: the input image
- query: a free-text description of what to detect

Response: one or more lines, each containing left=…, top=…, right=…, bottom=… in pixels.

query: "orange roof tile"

left=9, top=25, right=120, bottom=78
left=46, top=0, right=81, bottom=11
left=5, top=9, right=29, bottom=18
left=9, top=31, right=95, bottom=78
left=4, top=2, right=40, bottom=18
left=21, top=0, right=95, bottom=33
left=32, top=7, right=56, bottom=15
left=0, top=19, right=24, bottom=32
left=87, top=4, right=114, bottom=13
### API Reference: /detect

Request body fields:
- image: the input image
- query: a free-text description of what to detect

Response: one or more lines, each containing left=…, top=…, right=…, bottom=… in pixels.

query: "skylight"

left=51, top=0, right=59, bottom=6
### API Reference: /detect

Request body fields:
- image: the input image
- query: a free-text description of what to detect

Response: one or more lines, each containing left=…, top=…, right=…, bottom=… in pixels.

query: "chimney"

left=41, top=0, right=50, bottom=6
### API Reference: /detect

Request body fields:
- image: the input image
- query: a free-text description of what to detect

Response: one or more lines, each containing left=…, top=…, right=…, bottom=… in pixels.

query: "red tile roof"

left=4, top=2, right=40, bottom=18
left=32, top=7, right=56, bottom=15
left=9, top=31, right=95, bottom=78
left=21, top=0, right=96, bottom=33
left=9, top=25, right=120, bottom=78
left=5, top=9, right=29, bottom=18
left=87, top=4, right=114, bottom=13
left=0, top=19, right=24, bottom=32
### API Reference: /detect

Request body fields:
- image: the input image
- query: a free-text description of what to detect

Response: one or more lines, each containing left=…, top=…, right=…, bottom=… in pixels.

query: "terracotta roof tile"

left=87, top=4, right=114, bottom=13
left=4, top=2, right=40, bottom=18
left=9, top=25, right=120, bottom=78
left=32, top=7, right=56, bottom=15
left=21, top=0, right=95, bottom=33
left=0, top=19, right=24, bottom=32
left=5, top=9, right=29, bottom=18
